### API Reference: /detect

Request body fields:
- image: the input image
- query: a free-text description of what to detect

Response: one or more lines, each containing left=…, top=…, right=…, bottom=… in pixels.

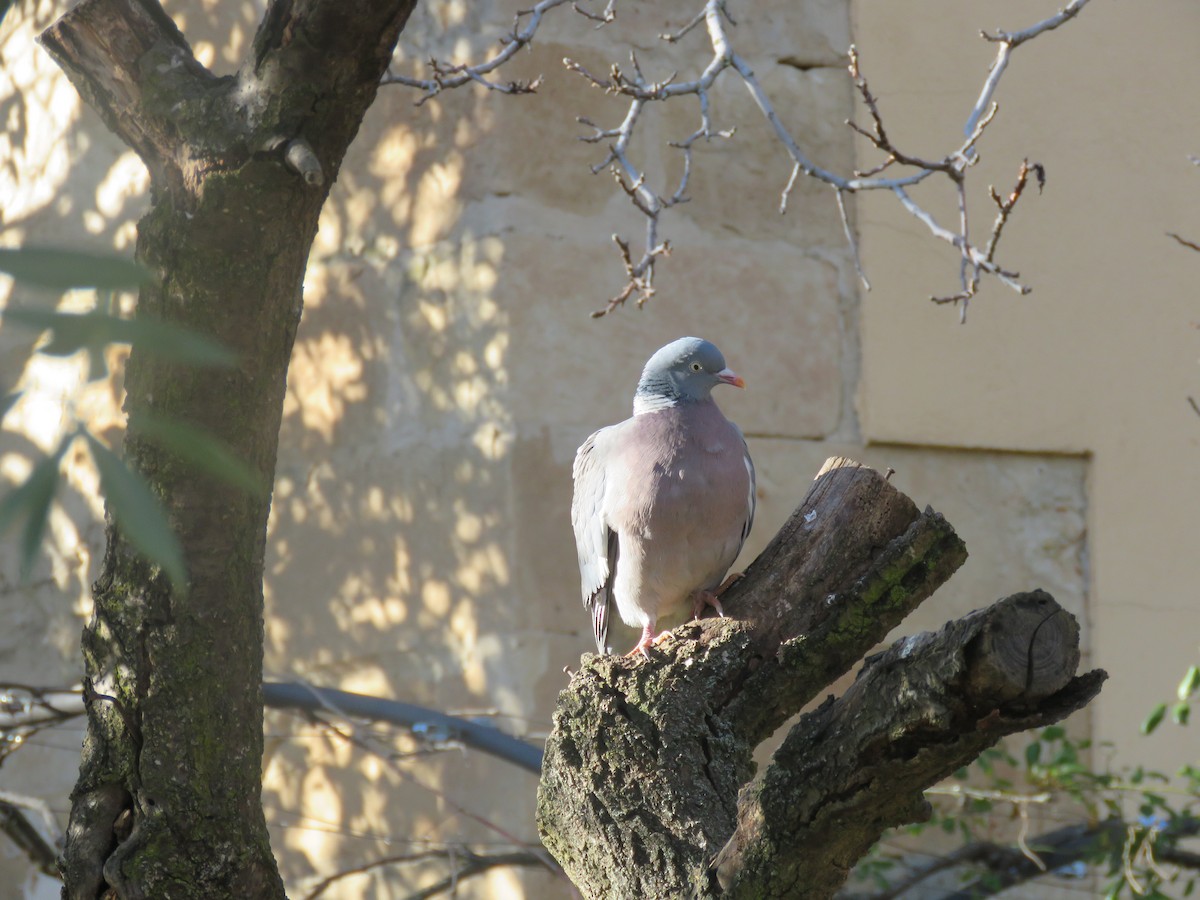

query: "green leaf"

left=0, top=440, right=68, bottom=580
left=4, top=308, right=107, bottom=356
left=113, top=316, right=237, bottom=367
left=4, top=309, right=236, bottom=367
left=1025, top=741, right=1042, bottom=767
left=1052, top=742, right=1078, bottom=766
left=1041, top=725, right=1065, bottom=741
left=1142, top=703, right=1168, bottom=735
left=84, top=432, right=186, bottom=590
left=0, top=246, right=147, bottom=290
left=1173, top=700, right=1191, bottom=726
left=1178, top=666, right=1200, bottom=702
left=137, top=416, right=265, bottom=496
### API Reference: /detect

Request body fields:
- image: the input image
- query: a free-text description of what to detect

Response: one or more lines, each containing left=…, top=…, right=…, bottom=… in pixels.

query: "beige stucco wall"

left=854, top=0, right=1200, bottom=779
left=0, top=0, right=1195, bottom=897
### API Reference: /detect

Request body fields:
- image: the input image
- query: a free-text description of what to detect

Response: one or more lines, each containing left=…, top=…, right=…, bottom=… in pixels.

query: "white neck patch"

left=633, top=392, right=680, bottom=416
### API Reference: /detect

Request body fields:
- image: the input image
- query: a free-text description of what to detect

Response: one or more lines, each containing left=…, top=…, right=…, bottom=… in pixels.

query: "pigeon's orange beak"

left=717, top=368, right=745, bottom=389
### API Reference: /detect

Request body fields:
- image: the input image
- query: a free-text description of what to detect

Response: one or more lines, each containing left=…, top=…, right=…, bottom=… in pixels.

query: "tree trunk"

left=537, top=457, right=1105, bottom=899
left=38, top=1, right=416, bottom=896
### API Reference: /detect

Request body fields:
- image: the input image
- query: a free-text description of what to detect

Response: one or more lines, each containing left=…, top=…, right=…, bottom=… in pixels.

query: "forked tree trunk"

left=38, top=1, right=416, bottom=896
left=537, top=457, right=1104, bottom=899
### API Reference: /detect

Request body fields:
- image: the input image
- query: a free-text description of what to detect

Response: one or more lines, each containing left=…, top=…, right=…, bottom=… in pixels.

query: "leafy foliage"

left=0, top=245, right=255, bottom=590
left=845, top=725, right=1200, bottom=899
left=1144, top=664, right=1200, bottom=735
left=0, top=246, right=147, bottom=291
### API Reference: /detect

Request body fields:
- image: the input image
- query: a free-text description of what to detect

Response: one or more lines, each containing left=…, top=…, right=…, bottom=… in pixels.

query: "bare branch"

left=934, top=816, right=1200, bottom=900
left=302, top=848, right=545, bottom=900
left=1169, top=232, right=1200, bottom=253
left=286, top=681, right=553, bottom=869
left=566, top=1, right=1081, bottom=314
left=967, top=0, right=1094, bottom=135
left=572, top=0, right=616, bottom=28
left=0, top=797, right=60, bottom=878
left=384, top=0, right=572, bottom=103
left=928, top=159, right=1041, bottom=320
left=261, top=681, right=544, bottom=772
left=837, top=188, right=870, bottom=291
left=384, top=0, right=1092, bottom=314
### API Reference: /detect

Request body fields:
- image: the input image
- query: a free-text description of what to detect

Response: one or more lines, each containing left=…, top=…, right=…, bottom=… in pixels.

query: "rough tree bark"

left=37, top=0, right=416, bottom=896
left=537, top=457, right=1105, bottom=899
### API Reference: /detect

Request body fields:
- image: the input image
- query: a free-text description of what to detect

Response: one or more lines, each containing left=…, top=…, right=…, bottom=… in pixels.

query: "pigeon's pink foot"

left=625, top=622, right=670, bottom=658
left=691, top=589, right=725, bottom=621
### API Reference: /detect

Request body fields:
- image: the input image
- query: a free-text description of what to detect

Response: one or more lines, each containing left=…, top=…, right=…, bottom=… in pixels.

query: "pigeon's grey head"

left=634, top=336, right=744, bottom=414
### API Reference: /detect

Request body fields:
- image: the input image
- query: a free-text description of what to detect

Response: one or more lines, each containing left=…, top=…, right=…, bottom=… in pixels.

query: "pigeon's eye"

left=691, top=362, right=702, bottom=372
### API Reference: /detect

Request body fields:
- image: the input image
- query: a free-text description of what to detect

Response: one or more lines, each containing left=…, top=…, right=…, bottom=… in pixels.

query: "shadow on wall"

left=255, top=34, right=569, bottom=894
left=0, top=2, right=568, bottom=896
left=0, top=0, right=858, bottom=895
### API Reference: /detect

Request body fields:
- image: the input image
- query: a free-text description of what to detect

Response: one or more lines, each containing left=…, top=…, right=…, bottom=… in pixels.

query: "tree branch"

left=302, top=847, right=547, bottom=900
left=713, top=592, right=1103, bottom=897
left=262, top=682, right=544, bottom=773
left=381, top=2, right=1093, bottom=316
left=383, top=0, right=574, bottom=102
left=0, top=797, right=59, bottom=878
left=935, top=815, right=1200, bottom=900
left=38, top=0, right=217, bottom=191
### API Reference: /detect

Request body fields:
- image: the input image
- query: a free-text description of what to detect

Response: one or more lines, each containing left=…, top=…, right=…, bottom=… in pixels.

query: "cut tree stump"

left=537, top=457, right=1104, bottom=899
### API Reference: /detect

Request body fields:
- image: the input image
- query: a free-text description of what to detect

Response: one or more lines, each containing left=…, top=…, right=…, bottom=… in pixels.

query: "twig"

left=302, top=848, right=544, bottom=900
left=1169, top=232, right=1200, bottom=253
left=384, top=0, right=574, bottom=104
left=568, top=2, right=1078, bottom=314
left=837, top=189, right=870, bottom=291
left=385, top=0, right=1092, bottom=315
left=288, top=681, right=556, bottom=874
left=968, top=0, right=1093, bottom=135
left=0, top=798, right=59, bottom=878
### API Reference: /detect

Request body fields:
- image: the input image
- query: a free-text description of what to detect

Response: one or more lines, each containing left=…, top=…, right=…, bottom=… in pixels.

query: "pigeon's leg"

left=690, top=589, right=724, bottom=620
left=690, top=571, right=746, bottom=620
left=626, top=621, right=671, bottom=658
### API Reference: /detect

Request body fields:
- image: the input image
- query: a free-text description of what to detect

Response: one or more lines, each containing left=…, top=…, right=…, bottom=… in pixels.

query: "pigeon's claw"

left=691, top=589, right=725, bottom=621
left=625, top=622, right=672, bottom=658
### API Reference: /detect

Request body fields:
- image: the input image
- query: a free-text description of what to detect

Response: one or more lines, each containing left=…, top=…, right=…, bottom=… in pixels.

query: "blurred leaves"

left=4, top=308, right=237, bottom=368
left=0, top=246, right=147, bottom=291
left=1179, top=666, right=1200, bottom=703
left=83, top=433, right=186, bottom=590
left=1142, top=702, right=1168, bottom=735
left=139, top=416, right=265, bottom=497
left=0, top=438, right=68, bottom=581
left=0, top=244, right=249, bottom=589
left=0, top=418, right=260, bottom=591
left=851, top=723, right=1200, bottom=898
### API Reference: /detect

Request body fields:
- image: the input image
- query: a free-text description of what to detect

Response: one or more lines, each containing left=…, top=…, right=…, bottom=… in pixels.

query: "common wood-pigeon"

left=571, top=337, right=756, bottom=657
